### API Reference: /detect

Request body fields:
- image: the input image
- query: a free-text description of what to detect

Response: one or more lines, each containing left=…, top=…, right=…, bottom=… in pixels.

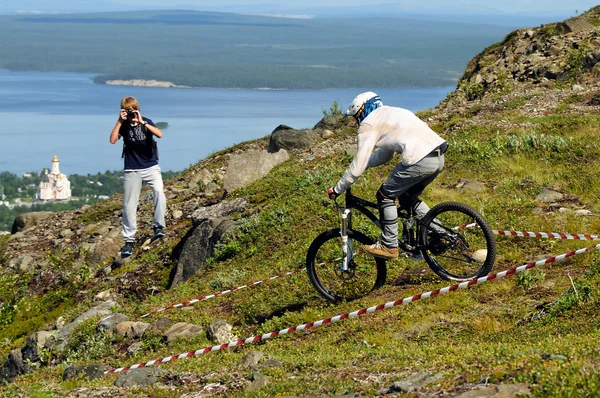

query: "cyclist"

left=328, top=92, right=447, bottom=260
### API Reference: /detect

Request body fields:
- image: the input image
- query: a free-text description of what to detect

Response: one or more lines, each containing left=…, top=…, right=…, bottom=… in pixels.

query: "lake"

left=0, top=70, right=454, bottom=175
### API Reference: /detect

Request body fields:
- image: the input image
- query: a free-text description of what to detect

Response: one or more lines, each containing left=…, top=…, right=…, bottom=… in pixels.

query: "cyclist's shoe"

left=152, top=226, right=166, bottom=242
left=121, top=241, right=134, bottom=258
left=363, top=241, right=398, bottom=260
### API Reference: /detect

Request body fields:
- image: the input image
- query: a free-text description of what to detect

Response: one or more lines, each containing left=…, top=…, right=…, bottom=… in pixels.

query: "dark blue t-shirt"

left=119, top=117, right=159, bottom=170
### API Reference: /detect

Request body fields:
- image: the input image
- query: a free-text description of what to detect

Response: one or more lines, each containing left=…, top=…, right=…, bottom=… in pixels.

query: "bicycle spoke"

left=307, top=230, right=386, bottom=302
left=421, top=202, right=496, bottom=281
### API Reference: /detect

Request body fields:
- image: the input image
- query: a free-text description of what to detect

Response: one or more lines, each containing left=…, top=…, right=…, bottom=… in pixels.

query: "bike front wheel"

left=306, top=229, right=387, bottom=303
left=420, top=201, right=496, bottom=281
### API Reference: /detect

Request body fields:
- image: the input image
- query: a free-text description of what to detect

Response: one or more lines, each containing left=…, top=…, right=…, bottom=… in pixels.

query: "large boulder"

left=171, top=199, right=249, bottom=287
left=268, top=125, right=316, bottom=153
left=191, top=199, right=248, bottom=226
left=223, top=149, right=289, bottom=192
left=171, top=218, right=238, bottom=287
left=11, top=211, right=54, bottom=234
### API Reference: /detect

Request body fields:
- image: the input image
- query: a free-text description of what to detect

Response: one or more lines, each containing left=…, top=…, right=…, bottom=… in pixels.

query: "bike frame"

left=336, top=188, right=424, bottom=270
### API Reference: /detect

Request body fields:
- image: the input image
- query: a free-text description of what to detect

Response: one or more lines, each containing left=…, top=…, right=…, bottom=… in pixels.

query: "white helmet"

left=344, top=91, right=383, bottom=123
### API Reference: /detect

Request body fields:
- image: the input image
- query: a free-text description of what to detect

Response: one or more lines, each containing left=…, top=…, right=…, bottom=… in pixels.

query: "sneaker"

left=363, top=241, right=399, bottom=260
left=152, top=226, right=165, bottom=242
left=121, top=241, right=134, bottom=258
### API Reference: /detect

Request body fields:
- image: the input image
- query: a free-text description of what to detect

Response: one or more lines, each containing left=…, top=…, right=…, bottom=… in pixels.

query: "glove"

left=327, top=187, right=340, bottom=200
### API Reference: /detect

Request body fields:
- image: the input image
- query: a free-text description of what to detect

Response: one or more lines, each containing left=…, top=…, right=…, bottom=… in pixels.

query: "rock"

left=223, top=149, right=289, bottom=192
left=125, top=322, right=150, bottom=339
left=191, top=199, right=248, bottom=225
left=173, top=210, right=184, bottom=219
left=187, top=168, right=213, bottom=190
left=55, top=316, right=66, bottom=329
left=237, top=351, right=265, bottom=368
left=95, top=289, right=114, bottom=300
left=313, top=115, right=342, bottom=130
left=113, top=367, right=163, bottom=388
left=126, top=342, right=143, bottom=357
left=59, top=229, right=74, bottom=238
left=163, top=322, right=204, bottom=343
left=455, top=179, right=486, bottom=192
left=268, top=125, right=316, bottom=153
left=541, top=353, right=568, bottom=361
left=146, top=318, right=173, bottom=333
left=11, top=211, right=53, bottom=234
left=115, top=321, right=135, bottom=337
left=389, top=372, right=444, bottom=393
left=319, top=129, right=334, bottom=139
left=46, top=301, right=116, bottom=352
left=576, top=209, right=592, bottom=216
left=249, top=371, right=269, bottom=390
left=63, top=364, right=105, bottom=381
left=261, top=359, right=283, bottom=369
left=207, top=320, right=238, bottom=344
left=97, top=314, right=130, bottom=334
left=535, top=188, right=564, bottom=203
left=8, top=253, right=34, bottom=272
left=471, top=249, right=488, bottom=262
left=171, top=218, right=239, bottom=287
left=0, top=349, right=30, bottom=383
left=21, top=331, right=55, bottom=364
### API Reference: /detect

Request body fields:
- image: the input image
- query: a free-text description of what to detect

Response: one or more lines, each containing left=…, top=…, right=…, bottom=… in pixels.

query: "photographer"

left=109, top=96, right=166, bottom=258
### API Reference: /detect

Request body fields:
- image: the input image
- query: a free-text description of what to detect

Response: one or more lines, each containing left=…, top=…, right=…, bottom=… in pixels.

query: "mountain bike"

left=306, top=188, right=497, bottom=303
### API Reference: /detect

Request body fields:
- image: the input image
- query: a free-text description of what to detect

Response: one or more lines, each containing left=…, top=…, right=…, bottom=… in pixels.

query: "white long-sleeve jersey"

left=334, top=105, right=446, bottom=194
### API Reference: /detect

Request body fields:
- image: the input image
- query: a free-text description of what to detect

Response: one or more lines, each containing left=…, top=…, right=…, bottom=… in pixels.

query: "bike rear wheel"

left=420, top=201, right=496, bottom=281
left=306, top=229, right=387, bottom=303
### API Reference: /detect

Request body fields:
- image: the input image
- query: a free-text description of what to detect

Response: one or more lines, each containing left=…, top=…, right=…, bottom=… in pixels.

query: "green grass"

left=3, top=86, right=600, bottom=396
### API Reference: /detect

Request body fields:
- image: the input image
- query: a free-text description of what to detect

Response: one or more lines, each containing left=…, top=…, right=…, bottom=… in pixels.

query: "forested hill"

left=2, top=6, right=600, bottom=397
left=0, top=10, right=514, bottom=89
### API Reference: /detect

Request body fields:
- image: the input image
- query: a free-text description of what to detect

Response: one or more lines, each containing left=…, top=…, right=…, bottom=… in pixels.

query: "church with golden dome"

left=37, top=155, right=72, bottom=201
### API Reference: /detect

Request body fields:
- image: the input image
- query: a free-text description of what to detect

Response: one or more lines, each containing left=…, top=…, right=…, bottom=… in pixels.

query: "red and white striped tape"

left=494, top=230, right=600, bottom=240
left=140, top=268, right=306, bottom=318
left=456, top=223, right=600, bottom=241
left=103, top=242, right=600, bottom=374
left=138, top=230, right=598, bottom=318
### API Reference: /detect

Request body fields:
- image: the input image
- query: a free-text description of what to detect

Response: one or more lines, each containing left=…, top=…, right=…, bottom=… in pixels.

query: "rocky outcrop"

left=268, top=124, right=316, bottom=153
left=223, top=149, right=289, bottom=192
left=171, top=218, right=239, bottom=287
left=11, top=211, right=54, bottom=233
left=448, top=9, right=600, bottom=105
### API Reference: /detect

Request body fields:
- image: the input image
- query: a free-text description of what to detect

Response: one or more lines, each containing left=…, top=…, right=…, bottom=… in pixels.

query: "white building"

left=38, top=155, right=72, bottom=201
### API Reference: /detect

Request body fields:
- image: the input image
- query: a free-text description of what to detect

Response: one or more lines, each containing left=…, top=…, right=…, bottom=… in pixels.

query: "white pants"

left=122, top=166, right=166, bottom=242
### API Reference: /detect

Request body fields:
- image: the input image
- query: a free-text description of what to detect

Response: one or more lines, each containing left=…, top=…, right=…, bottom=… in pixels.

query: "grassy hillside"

left=2, top=10, right=600, bottom=398
left=0, top=11, right=512, bottom=89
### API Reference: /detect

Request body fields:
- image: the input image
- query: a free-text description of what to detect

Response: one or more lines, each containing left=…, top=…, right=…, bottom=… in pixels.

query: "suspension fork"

left=340, top=208, right=352, bottom=271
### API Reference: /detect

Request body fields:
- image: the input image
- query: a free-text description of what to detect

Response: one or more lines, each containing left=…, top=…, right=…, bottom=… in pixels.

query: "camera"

left=126, top=109, right=136, bottom=119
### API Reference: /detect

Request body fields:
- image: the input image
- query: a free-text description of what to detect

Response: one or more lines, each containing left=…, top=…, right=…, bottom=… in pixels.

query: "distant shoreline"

left=103, top=78, right=291, bottom=91
left=104, top=79, right=191, bottom=89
